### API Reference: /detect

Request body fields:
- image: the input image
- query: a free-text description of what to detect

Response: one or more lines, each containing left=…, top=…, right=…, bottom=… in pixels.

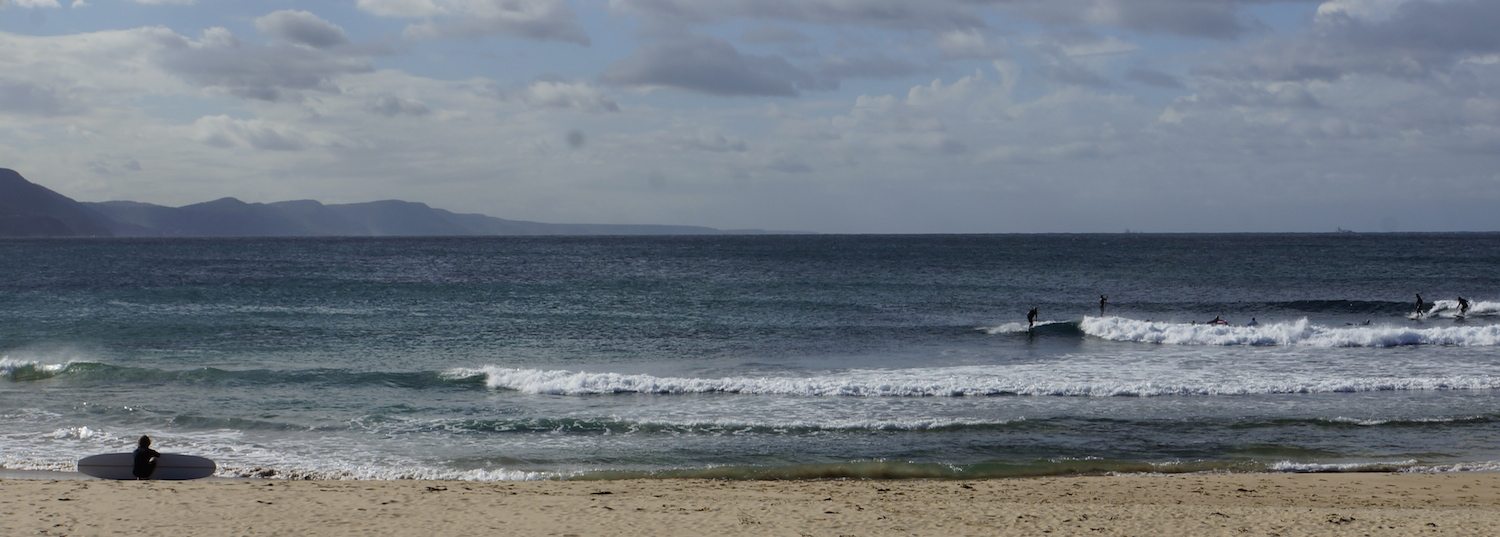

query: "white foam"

left=980, top=320, right=1066, bottom=334
left=0, top=420, right=561, bottom=481
left=1321, top=416, right=1486, bottom=426
left=1079, top=316, right=1500, bottom=347
left=1270, top=460, right=1419, bottom=472
left=0, top=357, right=69, bottom=380
left=1420, top=299, right=1497, bottom=318
left=447, top=366, right=1500, bottom=397
left=1402, top=461, right=1500, bottom=473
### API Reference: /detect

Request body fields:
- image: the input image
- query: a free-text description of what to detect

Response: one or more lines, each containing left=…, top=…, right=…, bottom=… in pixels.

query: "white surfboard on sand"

left=77, top=453, right=216, bottom=480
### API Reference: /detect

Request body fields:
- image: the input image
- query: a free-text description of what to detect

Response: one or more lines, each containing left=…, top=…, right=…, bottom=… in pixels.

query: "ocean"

left=3, top=234, right=1499, bottom=480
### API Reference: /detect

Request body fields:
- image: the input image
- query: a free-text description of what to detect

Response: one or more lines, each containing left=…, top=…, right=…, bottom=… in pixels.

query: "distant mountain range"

left=1, top=168, right=763, bottom=237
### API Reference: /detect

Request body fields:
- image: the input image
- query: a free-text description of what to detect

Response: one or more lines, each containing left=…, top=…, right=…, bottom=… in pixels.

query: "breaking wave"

left=1418, top=299, right=1499, bottom=319
left=447, top=366, right=1500, bottom=397
left=1079, top=316, right=1500, bottom=347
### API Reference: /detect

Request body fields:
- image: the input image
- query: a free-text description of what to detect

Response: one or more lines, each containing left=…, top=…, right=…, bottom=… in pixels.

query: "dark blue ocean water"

left=3, top=234, right=1500, bottom=479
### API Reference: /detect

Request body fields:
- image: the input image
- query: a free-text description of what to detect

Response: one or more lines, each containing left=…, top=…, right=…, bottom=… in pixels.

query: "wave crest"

left=1079, top=316, right=1500, bottom=347
left=448, top=366, right=1500, bottom=397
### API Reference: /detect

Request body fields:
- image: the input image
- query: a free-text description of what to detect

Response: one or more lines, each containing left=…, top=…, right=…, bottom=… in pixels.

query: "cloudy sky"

left=2, top=0, right=1497, bottom=232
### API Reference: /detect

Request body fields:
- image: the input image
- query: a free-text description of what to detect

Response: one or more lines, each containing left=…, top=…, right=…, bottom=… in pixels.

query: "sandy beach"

left=4, top=472, right=1498, bottom=536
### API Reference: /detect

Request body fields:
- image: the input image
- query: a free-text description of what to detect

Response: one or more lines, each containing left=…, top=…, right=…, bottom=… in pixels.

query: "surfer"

left=1099, top=295, right=1108, bottom=316
left=1458, top=296, right=1470, bottom=316
left=1208, top=315, right=1228, bottom=326
left=132, top=435, right=159, bottom=480
left=1246, top=317, right=1259, bottom=327
left=1415, top=293, right=1425, bottom=318
left=1027, top=307, right=1038, bottom=329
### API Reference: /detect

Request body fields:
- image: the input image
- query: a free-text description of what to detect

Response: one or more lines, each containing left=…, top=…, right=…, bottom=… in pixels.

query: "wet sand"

left=3, top=472, right=1499, bottom=536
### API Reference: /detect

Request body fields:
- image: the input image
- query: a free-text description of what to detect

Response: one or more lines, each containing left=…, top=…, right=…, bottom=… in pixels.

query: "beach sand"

left=4, top=472, right=1499, bottom=536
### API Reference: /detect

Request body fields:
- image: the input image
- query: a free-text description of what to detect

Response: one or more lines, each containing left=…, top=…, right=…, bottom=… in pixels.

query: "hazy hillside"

left=0, top=169, right=115, bottom=237
left=1, top=168, right=744, bottom=237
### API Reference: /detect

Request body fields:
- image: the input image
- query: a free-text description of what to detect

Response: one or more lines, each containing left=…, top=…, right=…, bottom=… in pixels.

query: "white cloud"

left=156, top=26, right=372, bottom=101
left=189, top=115, right=313, bottom=151
left=519, top=81, right=620, bottom=112
left=1, top=0, right=62, bottom=8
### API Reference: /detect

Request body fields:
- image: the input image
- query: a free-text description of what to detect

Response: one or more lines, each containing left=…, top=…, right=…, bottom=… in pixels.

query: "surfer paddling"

left=1207, top=315, right=1229, bottom=326
left=1027, top=307, right=1039, bottom=329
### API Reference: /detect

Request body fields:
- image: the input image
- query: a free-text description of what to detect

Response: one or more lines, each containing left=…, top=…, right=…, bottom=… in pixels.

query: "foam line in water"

left=1270, top=460, right=1420, bottom=473
left=446, top=366, right=1500, bottom=397
left=1079, top=316, right=1500, bottom=347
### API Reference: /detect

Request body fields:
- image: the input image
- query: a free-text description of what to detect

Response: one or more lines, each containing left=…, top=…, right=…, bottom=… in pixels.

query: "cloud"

left=740, top=26, right=811, bottom=44
left=358, top=0, right=589, bottom=45
left=366, top=95, right=432, bottom=116
left=937, top=29, right=1002, bottom=59
left=187, top=115, right=355, bottom=152
left=1125, top=67, right=1183, bottom=88
left=254, top=10, right=350, bottom=49
left=1204, top=0, right=1500, bottom=82
left=1, top=0, right=61, bottom=8
left=190, top=115, right=306, bottom=151
left=355, top=0, right=442, bottom=18
left=518, top=81, right=620, bottom=112
left=608, top=0, right=986, bottom=30
left=815, top=54, right=923, bottom=80
left=1008, top=0, right=1269, bottom=38
left=132, top=0, right=195, bottom=4
left=604, top=35, right=822, bottom=97
left=611, top=0, right=1304, bottom=39
left=156, top=27, right=372, bottom=101
left=0, top=79, right=76, bottom=115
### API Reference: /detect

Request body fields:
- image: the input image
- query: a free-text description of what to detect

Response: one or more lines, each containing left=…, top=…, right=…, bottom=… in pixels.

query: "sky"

left=1, top=0, right=1498, bottom=233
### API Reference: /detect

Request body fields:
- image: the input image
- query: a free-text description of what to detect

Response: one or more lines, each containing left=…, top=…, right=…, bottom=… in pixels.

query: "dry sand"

left=4, top=472, right=1499, bottom=536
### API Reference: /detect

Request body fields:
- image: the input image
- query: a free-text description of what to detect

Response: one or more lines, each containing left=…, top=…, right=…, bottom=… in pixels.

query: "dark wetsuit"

left=1458, top=297, right=1470, bottom=316
left=1027, top=308, right=1038, bottom=328
left=133, top=447, right=159, bottom=479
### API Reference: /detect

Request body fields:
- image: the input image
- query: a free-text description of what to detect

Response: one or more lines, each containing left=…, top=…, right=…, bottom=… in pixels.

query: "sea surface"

left=3, top=234, right=1500, bottom=480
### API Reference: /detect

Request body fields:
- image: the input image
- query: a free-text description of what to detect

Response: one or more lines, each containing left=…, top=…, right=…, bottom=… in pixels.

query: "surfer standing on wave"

left=1458, top=296, right=1471, bottom=316
left=1099, top=295, right=1108, bottom=316
left=1027, top=307, right=1038, bottom=329
left=1415, top=293, right=1425, bottom=318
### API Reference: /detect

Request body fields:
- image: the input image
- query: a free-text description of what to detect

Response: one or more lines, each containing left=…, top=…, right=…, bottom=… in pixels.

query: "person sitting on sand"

left=1458, top=296, right=1471, bottom=316
left=133, top=435, right=159, bottom=480
left=1027, top=307, right=1039, bottom=329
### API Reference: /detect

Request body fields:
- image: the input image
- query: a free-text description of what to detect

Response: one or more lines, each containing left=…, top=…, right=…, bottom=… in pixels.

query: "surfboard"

left=77, top=453, right=216, bottom=480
